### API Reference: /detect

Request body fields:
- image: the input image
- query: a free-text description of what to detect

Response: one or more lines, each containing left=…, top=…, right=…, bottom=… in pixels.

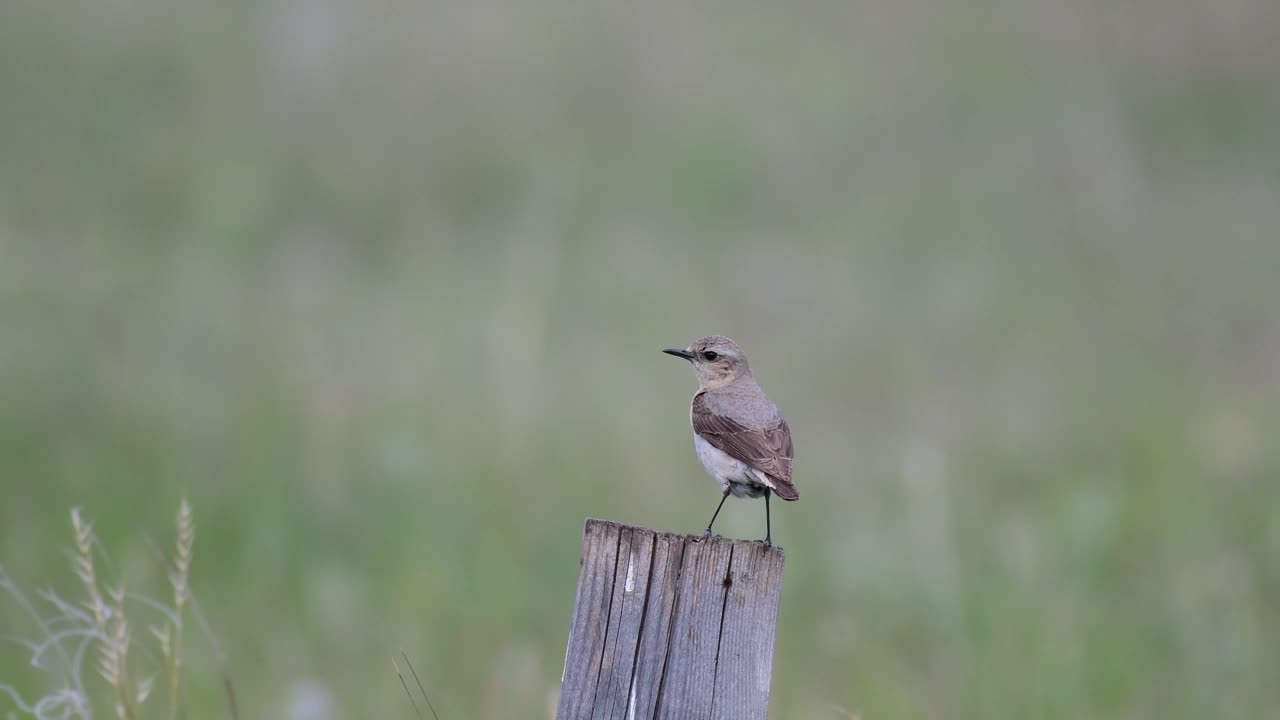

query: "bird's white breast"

left=693, top=432, right=775, bottom=497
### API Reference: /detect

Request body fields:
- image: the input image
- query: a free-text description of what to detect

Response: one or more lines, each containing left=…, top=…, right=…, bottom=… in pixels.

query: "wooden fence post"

left=556, top=518, right=786, bottom=720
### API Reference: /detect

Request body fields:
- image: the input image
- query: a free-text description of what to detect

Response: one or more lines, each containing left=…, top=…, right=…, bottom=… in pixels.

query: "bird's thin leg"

left=763, top=489, right=772, bottom=547
left=703, top=489, right=731, bottom=537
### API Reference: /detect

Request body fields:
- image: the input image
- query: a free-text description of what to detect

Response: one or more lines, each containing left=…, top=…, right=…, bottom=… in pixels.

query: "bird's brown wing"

left=692, top=394, right=798, bottom=500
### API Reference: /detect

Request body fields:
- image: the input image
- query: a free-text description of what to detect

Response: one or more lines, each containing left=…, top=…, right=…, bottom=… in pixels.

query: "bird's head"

left=663, top=335, right=751, bottom=389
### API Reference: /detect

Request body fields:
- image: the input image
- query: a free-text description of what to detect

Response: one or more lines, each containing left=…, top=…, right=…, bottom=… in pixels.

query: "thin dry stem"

left=400, top=652, right=440, bottom=720
left=393, top=658, right=423, bottom=720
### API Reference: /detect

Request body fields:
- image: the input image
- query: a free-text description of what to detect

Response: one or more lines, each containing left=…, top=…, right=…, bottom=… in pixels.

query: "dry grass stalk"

left=165, top=499, right=194, bottom=720
left=71, top=508, right=135, bottom=720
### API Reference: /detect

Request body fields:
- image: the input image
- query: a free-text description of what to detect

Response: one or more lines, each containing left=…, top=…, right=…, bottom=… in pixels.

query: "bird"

left=663, top=335, right=797, bottom=546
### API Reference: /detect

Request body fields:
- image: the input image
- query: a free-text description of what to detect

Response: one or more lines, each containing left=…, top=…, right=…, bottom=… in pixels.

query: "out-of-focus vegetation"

left=2, top=0, right=1278, bottom=718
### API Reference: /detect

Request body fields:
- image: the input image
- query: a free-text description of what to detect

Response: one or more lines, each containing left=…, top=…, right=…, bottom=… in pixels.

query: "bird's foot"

left=697, top=528, right=720, bottom=541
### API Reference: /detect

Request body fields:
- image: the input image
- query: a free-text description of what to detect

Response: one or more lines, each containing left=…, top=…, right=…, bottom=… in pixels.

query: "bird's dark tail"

left=771, top=479, right=799, bottom=501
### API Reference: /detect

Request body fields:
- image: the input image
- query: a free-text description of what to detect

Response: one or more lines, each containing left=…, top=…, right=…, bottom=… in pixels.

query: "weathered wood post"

left=556, top=518, right=786, bottom=720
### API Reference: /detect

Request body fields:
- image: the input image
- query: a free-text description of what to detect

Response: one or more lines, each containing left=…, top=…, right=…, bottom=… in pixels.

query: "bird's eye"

left=703, top=351, right=718, bottom=361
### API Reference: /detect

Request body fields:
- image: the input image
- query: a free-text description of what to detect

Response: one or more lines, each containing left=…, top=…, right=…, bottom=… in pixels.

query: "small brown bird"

left=664, top=336, right=797, bottom=546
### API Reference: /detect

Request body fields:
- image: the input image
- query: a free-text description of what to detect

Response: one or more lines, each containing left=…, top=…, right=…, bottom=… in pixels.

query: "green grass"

left=2, top=0, right=1279, bottom=717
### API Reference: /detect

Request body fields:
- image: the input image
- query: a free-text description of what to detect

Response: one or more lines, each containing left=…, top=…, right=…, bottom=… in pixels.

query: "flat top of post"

left=580, top=517, right=787, bottom=557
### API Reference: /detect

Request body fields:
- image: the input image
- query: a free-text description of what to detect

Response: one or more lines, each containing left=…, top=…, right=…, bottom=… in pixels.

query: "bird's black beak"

left=663, top=348, right=695, bottom=361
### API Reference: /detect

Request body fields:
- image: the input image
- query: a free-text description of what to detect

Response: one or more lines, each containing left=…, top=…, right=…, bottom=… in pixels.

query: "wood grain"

left=556, top=519, right=785, bottom=720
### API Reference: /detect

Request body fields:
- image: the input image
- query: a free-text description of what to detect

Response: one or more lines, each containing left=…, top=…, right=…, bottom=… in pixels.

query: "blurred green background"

left=3, top=0, right=1279, bottom=717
